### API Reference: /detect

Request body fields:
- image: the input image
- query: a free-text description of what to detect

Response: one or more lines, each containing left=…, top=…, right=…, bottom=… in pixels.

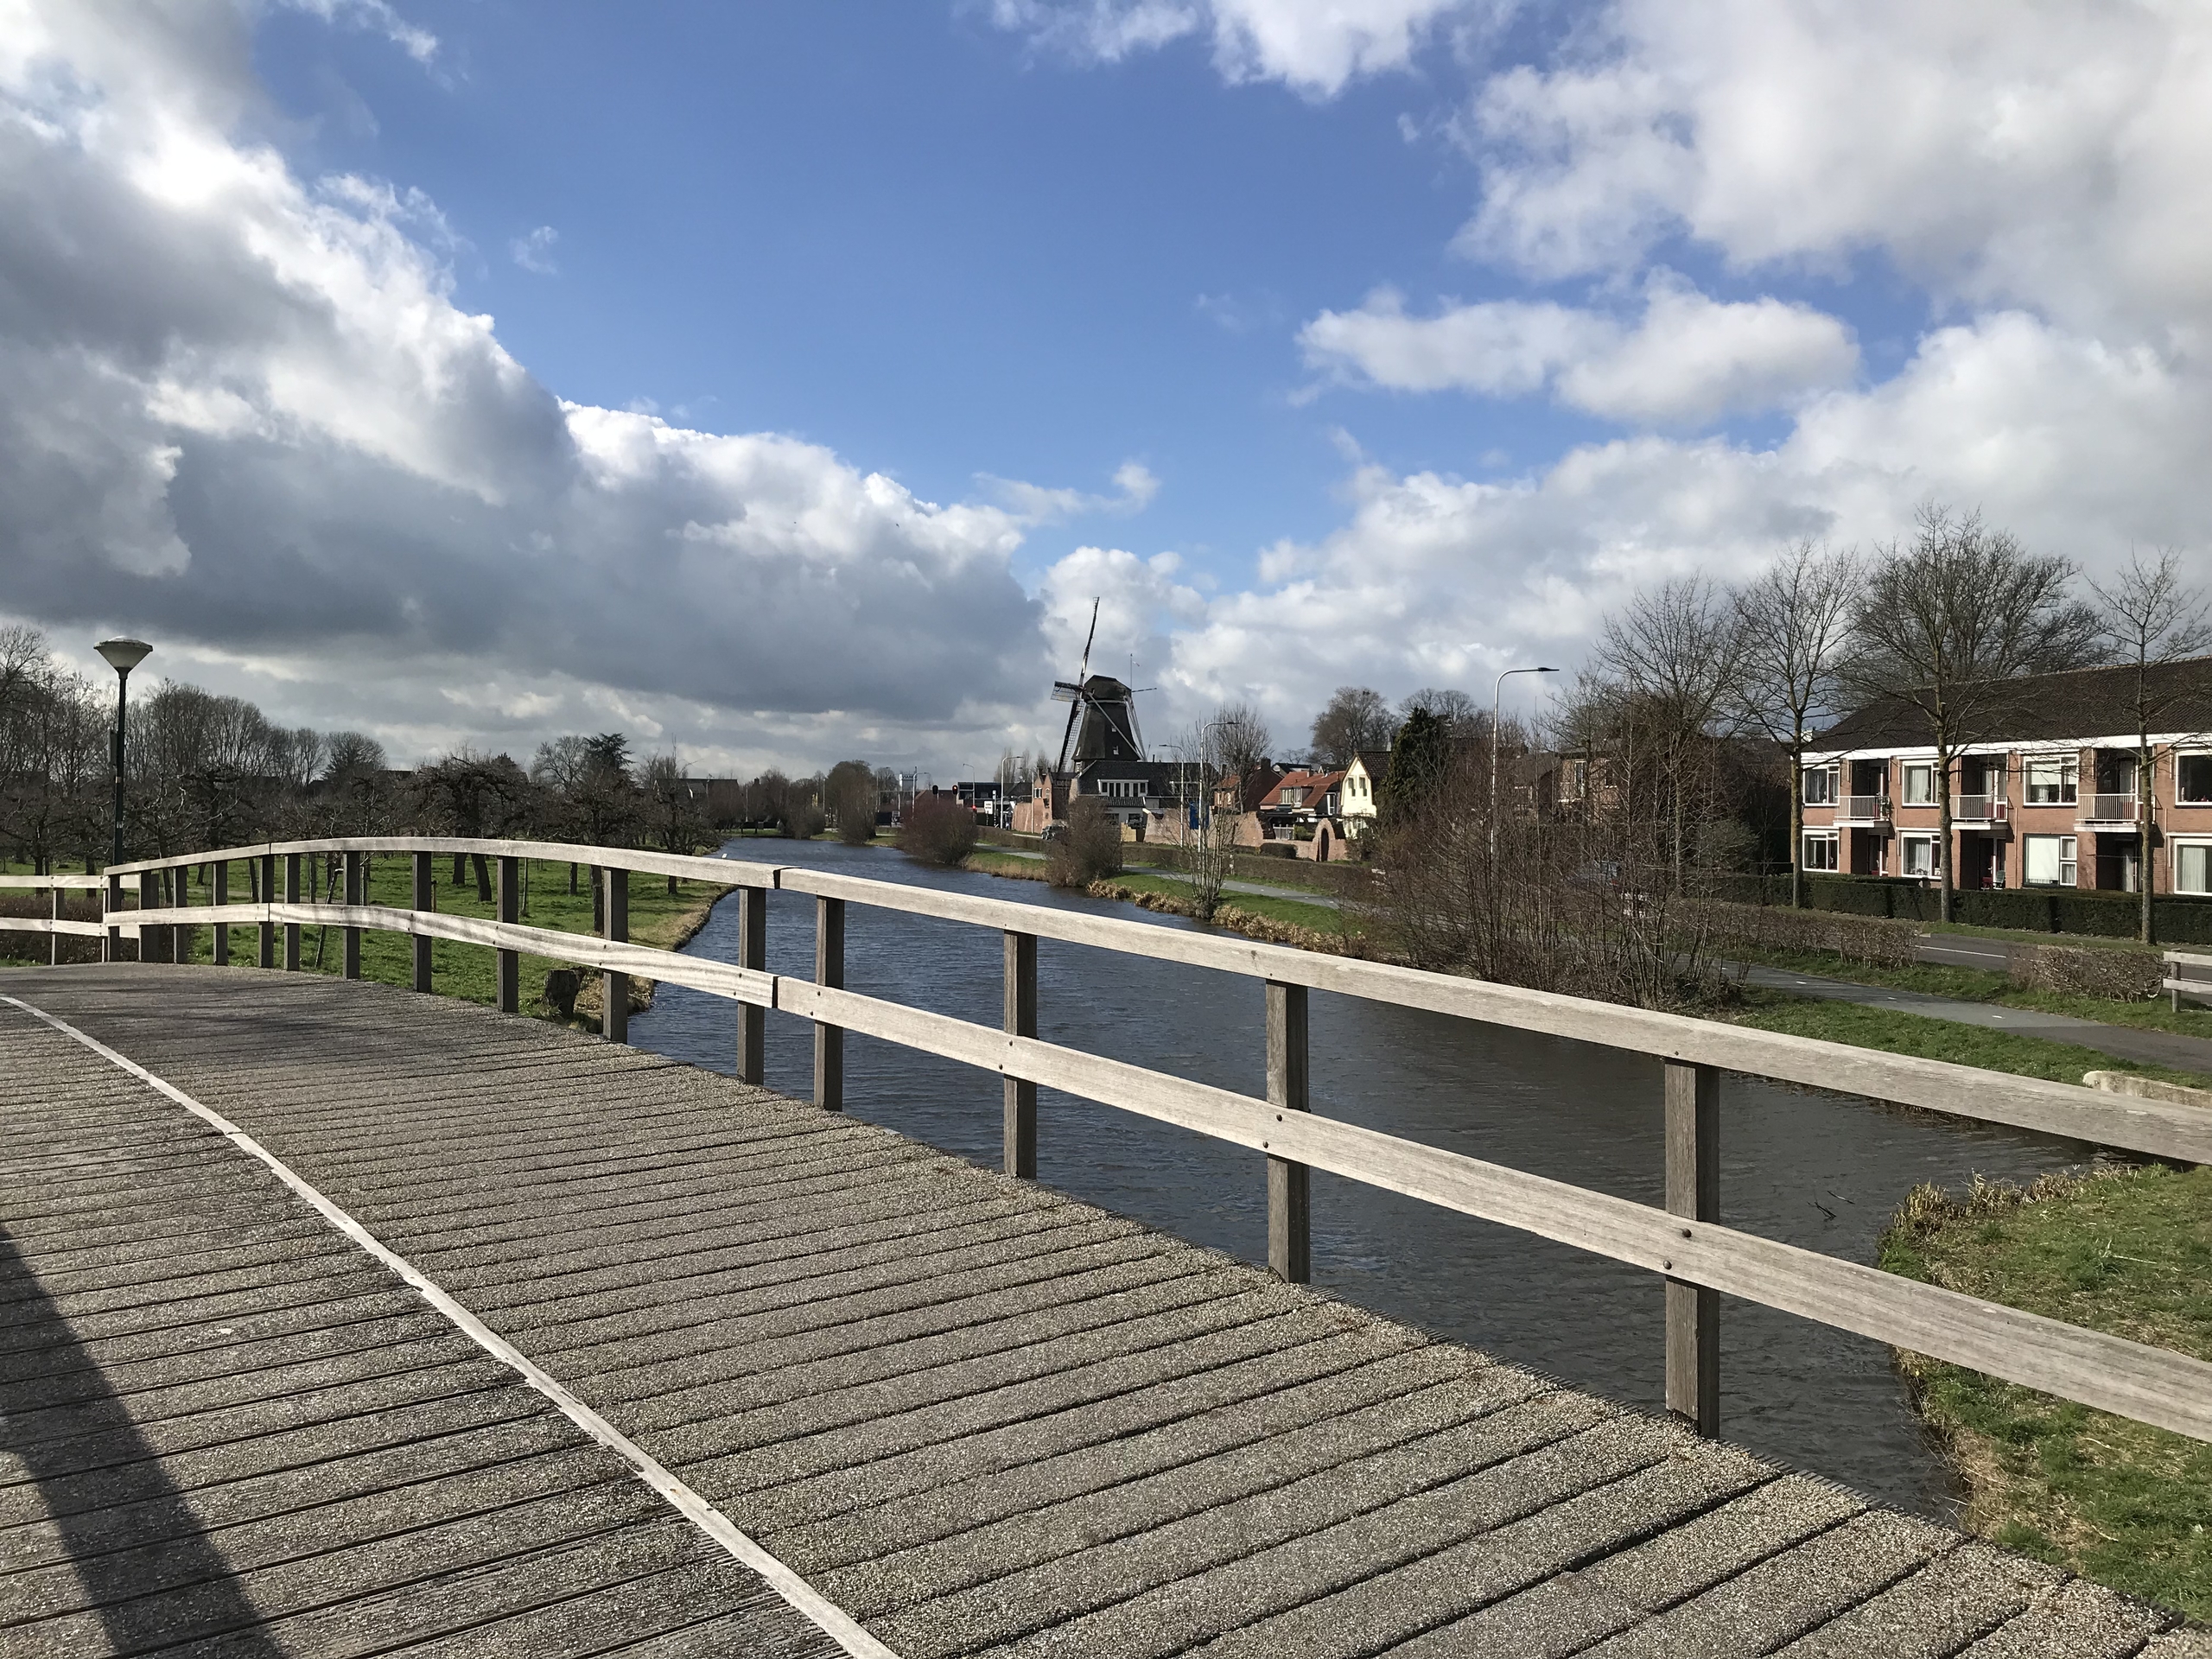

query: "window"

left=2179, top=755, right=2212, bottom=805
left=1279, top=786, right=1304, bottom=807
left=1902, top=764, right=1935, bottom=805
left=2177, top=843, right=2212, bottom=895
left=2025, top=757, right=2078, bottom=804
left=2024, top=834, right=2079, bottom=887
left=1901, top=836, right=1937, bottom=878
left=1099, top=779, right=1143, bottom=798
left=1802, top=766, right=1837, bottom=806
left=1802, top=833, right=1839, bottom=872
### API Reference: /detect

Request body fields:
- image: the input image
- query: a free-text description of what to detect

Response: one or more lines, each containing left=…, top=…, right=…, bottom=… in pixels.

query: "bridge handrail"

left=86, top=834, right=2212, bottom=1447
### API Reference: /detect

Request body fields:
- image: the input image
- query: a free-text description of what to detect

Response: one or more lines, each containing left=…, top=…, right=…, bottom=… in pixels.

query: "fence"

left=34, top=834, right=2212, bottom=1451
left=0, top=872, right=111, bottom=964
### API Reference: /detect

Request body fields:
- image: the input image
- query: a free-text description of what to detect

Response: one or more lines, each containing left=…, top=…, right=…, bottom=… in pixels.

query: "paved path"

left=5, top=965, right=2203, bottom=1657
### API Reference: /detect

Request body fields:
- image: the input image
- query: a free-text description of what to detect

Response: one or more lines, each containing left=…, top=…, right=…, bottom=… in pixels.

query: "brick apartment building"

left=1801, top=658, right=2212, bottom=895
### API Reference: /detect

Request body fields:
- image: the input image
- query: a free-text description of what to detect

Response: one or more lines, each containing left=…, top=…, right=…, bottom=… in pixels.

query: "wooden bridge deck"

left=3, top=964, right=2202, bottom=1659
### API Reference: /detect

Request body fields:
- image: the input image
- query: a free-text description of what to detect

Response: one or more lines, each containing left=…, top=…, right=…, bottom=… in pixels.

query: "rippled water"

left=632, top=837, right=2100, bottom=1517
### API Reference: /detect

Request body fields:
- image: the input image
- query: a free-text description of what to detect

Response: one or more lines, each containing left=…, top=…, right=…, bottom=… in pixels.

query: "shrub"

left=899, top=797, right=978, bottom=866
left=1047, top=797, right=1123, bottom=888
left=2007, top=943, right=2164, bottom=1001
left=1691, top=899, right=1921, bottom=967
left=781, top=804, right=827, bottom=839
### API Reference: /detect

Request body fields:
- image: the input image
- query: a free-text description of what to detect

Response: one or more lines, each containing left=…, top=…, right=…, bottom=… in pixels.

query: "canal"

left=632, top=837, right=2099, bottom=1520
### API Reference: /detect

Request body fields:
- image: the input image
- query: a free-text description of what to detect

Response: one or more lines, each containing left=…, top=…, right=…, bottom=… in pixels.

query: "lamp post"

left=1491, top=664, right=1558, bottom=861
left=96, top=638, right=152, bottom=867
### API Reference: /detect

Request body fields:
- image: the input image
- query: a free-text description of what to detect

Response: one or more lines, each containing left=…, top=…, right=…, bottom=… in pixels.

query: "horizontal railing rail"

left=1, top=872, right=112, bottom=962
left=1836, top=794, right=1890, bottom=821
left=2083, top=794, right=2139, bottom=823
left=57, top=834, right=2212, bottom=1450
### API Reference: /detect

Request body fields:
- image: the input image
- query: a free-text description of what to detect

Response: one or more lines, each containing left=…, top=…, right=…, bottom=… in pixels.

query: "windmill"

left=1051, top=600, right=1148, bottom=777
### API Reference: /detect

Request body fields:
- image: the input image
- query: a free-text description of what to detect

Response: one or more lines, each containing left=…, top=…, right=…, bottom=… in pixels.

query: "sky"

left=3, top=0, right=2209, bottom=779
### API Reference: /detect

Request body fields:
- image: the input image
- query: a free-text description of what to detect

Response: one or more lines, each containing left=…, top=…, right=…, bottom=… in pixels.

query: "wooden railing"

left=67, top=835, right=2212, bottom=1449
left=0, top=872, right=111, bottom=965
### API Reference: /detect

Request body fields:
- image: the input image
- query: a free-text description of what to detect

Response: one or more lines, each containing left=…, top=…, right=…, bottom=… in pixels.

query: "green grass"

left=1922, top=918, right=2163, bottom=955
left=148, top=853, right=724, bottom=1020
left=1880, top=1166, right=2212, bottom=1620
left=1731, top=989, right=2212, bottom=1090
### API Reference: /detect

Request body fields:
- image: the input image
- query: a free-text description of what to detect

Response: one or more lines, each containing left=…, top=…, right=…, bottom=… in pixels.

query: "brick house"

left=1800, top=658, right=2212, bottom=894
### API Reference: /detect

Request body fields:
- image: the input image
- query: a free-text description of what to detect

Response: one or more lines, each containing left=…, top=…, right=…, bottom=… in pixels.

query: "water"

left=632, top=837, right=2099, bottom=1518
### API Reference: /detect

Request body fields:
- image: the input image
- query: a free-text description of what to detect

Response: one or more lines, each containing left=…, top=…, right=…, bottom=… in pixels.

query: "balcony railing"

left=2083, top=794, right=2139, bottom=824
left=1836, top=794, right=1891, bottom=823
left=1949, top=795, right=2009, bottom=823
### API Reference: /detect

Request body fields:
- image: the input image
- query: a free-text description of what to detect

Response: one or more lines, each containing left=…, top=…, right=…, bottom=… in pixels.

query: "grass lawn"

left=142, top=851, right=728, bottom=1021
left=1881, top=1165, right=2212, bottom=1621
left=1729, top=989, right=2212, bottom=1091
left=959, top=851, right=1349, bottom=936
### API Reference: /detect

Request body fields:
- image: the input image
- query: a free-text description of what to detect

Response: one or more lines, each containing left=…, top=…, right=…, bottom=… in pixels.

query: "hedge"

left=1694, top=869, right=2212, bottom=944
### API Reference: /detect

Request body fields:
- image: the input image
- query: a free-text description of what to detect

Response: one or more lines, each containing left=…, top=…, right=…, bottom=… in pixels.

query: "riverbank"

left=1880, top=1165, right=2212, bottom=1622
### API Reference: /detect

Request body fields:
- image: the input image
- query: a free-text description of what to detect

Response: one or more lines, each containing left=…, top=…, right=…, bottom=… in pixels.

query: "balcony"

left=1949, top=795, right=2010, bottom=827
left=2080, top=794, right=2139, bottom=826
left=1835, top=794, right=1891, bottom=825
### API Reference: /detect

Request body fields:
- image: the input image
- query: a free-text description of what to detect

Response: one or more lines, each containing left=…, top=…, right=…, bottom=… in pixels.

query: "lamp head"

left=96, top=638, right=152, bottom=675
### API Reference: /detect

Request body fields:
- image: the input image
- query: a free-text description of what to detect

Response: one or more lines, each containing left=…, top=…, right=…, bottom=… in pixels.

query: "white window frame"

left=1802, top=766, right=1837, bottom=806
left=1901, top=763, right=1936, bottom=805
left=1098, top=779, right=1144, bottom=799
left=2024, top=833, right=2079, bottom=887
left=2177, top=753, right=2212, bottom=806
left=1900, top=834, right=1937, bottom=879
left=2175, top=840, right=2212, bottom=895
left=2024, top=756, right=2078, bottom=806
left=1801, top=831, right=1839, bottom=872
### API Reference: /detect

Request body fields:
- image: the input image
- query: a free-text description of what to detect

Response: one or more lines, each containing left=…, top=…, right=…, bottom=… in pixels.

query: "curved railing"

left=22, top=833, right=2212, bottom=1451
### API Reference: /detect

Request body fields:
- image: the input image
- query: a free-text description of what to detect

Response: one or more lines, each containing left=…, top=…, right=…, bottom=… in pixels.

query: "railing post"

left=497, top=855, right=520, bottom=1014
left=1267, top=979, right=1311, bottom=1283
left=814, top=895, right=844, bottom=1111
left=104, top=862, right=121, bottom=969
left=283, top=853, right=302, bottom=970
left=1004, top=930, right=1037, bottom=1178
left=137, top=870, right=166, bottom=963
left=257, top=854, right=276, bottom=968
left=1664, top=1058, right=1721, bottom=1437
left=737, top=885, right=766, bottom=1084
left=48, top=880, right=60, bottom=966
left=602, top=865, right=628, bottom=1044
left=212, top=859, right=229, bottom=966
left=342, top=850, right=363, bottom=980
left=411, top=850, right=435, bottom=993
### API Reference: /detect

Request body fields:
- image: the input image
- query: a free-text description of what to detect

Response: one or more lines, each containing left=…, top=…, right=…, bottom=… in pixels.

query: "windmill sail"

left=1053, top=600, right=1100, bottom=774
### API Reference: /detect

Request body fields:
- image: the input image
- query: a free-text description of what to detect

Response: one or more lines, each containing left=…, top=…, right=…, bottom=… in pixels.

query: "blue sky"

left=5, top=1, right=2209, bottom=773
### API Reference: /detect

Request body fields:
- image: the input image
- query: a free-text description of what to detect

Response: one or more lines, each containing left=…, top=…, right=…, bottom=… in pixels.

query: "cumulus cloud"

left=1459, top=0, right=2212, bottom=344
left=977, top=460, right=1160, bottom=524
left=988, top=0, right=1477, bottom=96
left=0, top=0, right=1064, bottom=773
left=1302, top=277, right=1859, bottom=425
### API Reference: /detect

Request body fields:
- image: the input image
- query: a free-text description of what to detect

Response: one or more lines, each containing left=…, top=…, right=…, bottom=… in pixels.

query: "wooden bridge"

left=5, top=838, right=2212, bottom=1657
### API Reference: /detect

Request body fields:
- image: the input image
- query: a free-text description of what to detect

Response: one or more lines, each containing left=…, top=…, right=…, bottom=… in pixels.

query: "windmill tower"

left=1052, top=601, right=1147, bottom=776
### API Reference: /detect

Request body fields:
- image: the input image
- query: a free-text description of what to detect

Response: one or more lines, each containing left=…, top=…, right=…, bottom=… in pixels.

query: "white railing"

left=0, top=871, right=112, bottom=965
left=1836, top=794, right=1890, bottom=822
left=2084, top=794, right=2139, bottom=823
left=53, top=833, right=2212, bottom=1452
left=1949, top=795, right=2009, bottom=823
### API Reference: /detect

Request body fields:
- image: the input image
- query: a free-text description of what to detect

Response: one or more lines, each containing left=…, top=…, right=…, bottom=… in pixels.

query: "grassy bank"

left=1881, top=1166, right=2212, bottom=1621
left=960, top=851, right=1350, bottom=938
left=138, top=852, right=724, bottom=1026
left=1731, top=990, right=2212, bottom=1091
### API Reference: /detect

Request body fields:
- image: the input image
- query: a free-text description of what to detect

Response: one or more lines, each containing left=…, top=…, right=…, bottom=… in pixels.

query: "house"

left=1339, top=749, right=1391, bottom=841
left=1800, top=658, right=2212, bottom=893
left=1244, top=766, right=1353, bottom=860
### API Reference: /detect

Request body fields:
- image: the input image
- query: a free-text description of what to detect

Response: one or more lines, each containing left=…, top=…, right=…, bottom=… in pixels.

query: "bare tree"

left=1168, top=708, right=1260, bottom=922
left=1593, top=577, right=1745, bottom=893
left=639, top=753, right=709, bottom=891
left=1400, top=687, right=1480, bottom=732
left=1308, top=686, right=1395, bottom=769
left=1847, top=505, right=2101, bottom=921
left=2088, top=550, right=2212, bottom=942
left=1210, top=701, right=1273, bottom=779
left=1735, top=541, right=1860, bottom=906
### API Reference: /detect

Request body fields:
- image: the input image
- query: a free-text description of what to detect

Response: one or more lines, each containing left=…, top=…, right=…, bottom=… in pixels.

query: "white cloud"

left=1301, top=276, right=1859, bottom=425
left=988, top=0, right=1478, bottom=96
left=0, top=0, right=1056, bottom=772
left=1458, top=0, right=2212, bottom=344
left=279, top=0, right=439, bottom=65
left=509, top=225, right=557, bottom=275
left=977, top=460, right=1160, bottom=524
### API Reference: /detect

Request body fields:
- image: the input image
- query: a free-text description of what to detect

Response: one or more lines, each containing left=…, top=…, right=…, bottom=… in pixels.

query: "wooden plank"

left=815, top=897, right=844, bottom=1113
left=111, top=837, right=785, bottom=894
left=604, top=866, right=629, bottom=1046
left=137, top=872, right=168, bottom=964
left=283, top=853, right=302, bottom=971
left=213, top=858, right=230, bottom=967
left=1267, top=982, right=1310, bottom=1284
left=737, top=888, right=767, bottom=1085
left=1004, top=931, right=1037, bottom=1179
left=1665, top=1060, right=1719, bottom=1437
left=411, top=852, right=434, bottom=993
left=258, top=854, right=276, bottom=969
left=0, top=873, right=108, bottom=889
left=497, top=856, right=520, bottom=1014
left=770, top=976, right=2212, bottom=1444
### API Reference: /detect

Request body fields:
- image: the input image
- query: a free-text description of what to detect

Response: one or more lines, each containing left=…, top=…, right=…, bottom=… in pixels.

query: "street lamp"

left=1491, top=664, right=1559, bottom=860
left=96, top=638, right=151, bottom=868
